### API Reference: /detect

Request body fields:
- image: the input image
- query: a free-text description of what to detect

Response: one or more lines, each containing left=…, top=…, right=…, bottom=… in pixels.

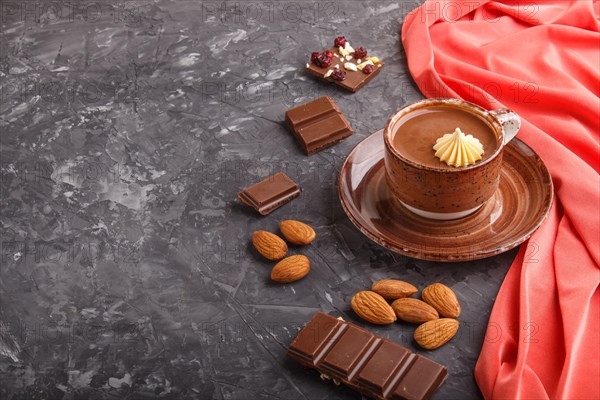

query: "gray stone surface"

left=0, top=1, right=518, bottom=399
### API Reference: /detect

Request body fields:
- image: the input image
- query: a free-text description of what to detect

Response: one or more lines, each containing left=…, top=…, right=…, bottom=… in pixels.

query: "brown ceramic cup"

left=383, top=99, right=521, bottom=220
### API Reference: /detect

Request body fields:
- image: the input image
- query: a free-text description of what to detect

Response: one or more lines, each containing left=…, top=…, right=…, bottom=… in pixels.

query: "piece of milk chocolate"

left=306, top=47, right=384, bottom=93
left=285, top=97, right=353, bottom=155
left=287, top=312, right=448, bottom=400
left=237, top=172, right=300, bottom=215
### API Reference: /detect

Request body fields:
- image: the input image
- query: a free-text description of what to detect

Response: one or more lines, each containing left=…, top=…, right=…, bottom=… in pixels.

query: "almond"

left=280, top=220, right=316, bottom=245
left=271, top=255, right=310, bottom=283
left=357, top=60, right=374, bottom=71
left=371, top=279, right=418, bottom=300
left=414, top=318, right=459, bottom=350
left=422, top=283, right=461, bottom=318
left=391, top=298, right=439, bottom=324
left=252, top=231, right=287, bottom=261
left=351, top=290, right=396, bottom=325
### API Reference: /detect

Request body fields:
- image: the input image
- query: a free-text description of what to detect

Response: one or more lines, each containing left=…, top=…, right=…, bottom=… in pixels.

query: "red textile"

left=402, top=1, right=600, bottom=399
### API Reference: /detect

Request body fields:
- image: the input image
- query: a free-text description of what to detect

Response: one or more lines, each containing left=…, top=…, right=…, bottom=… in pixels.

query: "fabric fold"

left=402, top=1, right=599, bottom=399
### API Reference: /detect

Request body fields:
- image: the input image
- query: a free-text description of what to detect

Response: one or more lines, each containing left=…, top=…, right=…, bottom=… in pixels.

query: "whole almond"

left=371, top=279, right=418, bottom=300
left=391, top=298, right=439, bottom=324
left=422, top=283, right=461, bottom=318
left=414, top=318, right=459, bottom=350
left=280, top=220, right=316, bottom=245
left=271, top=255, right=310, bottom=283
left=252, top=231, right=287, bottom=261
left=351, top=290, right=397, bottom=325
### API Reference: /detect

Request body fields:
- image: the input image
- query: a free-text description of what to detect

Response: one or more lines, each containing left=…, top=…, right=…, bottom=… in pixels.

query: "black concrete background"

left=1, top=1, right=521, bottom=399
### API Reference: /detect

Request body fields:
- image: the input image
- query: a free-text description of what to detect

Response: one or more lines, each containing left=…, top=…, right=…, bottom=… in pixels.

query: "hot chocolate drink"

left=383, top=99, right=521, bottom=219
left=390, top=105, right=500, bottom=169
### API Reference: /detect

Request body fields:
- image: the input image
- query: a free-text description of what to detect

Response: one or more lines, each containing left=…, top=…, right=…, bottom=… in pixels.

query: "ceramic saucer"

left=338, top=130, right=553, bottom=262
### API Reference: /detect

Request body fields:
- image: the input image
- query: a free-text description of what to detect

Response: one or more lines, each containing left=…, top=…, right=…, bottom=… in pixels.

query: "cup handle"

left=490, top=108, right=521, bottom=144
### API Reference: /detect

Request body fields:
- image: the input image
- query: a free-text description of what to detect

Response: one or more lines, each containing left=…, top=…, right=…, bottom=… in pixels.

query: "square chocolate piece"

left=306, top=46, right=384, bottom=93
left=237, top=172, right=300, bottom=215
left=285, top=96, right=353, bottom=155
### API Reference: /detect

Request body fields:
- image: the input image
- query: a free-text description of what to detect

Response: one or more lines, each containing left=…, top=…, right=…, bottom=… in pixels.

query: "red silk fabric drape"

left=402, top=1, right=600, bottom=398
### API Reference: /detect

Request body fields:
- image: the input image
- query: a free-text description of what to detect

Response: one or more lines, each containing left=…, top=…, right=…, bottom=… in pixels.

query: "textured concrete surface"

left=0, top=1, right=519, bottom=399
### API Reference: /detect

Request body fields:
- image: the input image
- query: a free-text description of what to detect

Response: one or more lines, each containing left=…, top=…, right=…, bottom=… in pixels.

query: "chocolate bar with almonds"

left=287, top=312, right=448, bottom=400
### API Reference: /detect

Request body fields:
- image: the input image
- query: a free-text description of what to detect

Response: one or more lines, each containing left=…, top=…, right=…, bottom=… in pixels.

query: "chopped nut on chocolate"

left=344, top=62, right=358, bottom=72
left=357, top=60, right=374, bottom=70
left=344, top=42, right=355, bottom=54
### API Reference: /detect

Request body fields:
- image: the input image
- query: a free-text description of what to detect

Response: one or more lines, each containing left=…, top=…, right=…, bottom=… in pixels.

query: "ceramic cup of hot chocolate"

left=383, top=98, right=521, bottom=220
